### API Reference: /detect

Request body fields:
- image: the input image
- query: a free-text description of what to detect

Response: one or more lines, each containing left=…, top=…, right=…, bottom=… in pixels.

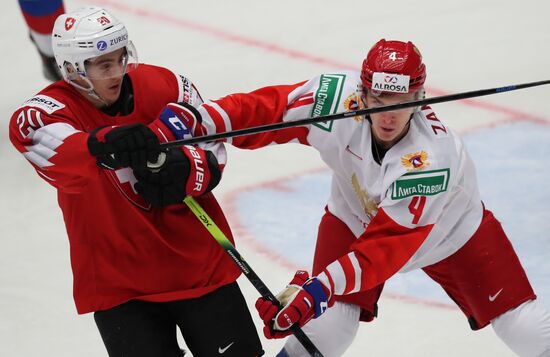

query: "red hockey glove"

left=255, top=270, right=333, bottom=339
left=148, top=102, right=205, bottom=143
left=133, top=145, right=221, bottom=207
left=87, top=123, right=160, bottom=170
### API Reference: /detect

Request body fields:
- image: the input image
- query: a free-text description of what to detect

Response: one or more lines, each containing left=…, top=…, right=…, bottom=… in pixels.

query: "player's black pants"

left=94, top=282, right=264, bottom=357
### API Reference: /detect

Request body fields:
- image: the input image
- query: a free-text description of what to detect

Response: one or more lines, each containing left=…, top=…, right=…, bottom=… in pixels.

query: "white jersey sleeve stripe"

left=205, top=102, right=233, bottom=144
left=317, top=270, right=334, bottom=299
left=36, top=169, right=56, bottom=182
left=24, top=151, right=54, bottom=168
left=24, top=122, right=80, bottom=168
left=348, top=252, right=363, bottom=294
left=325, top=260, right=347, bottom=295
left=32, top=122, right=80, bottom=146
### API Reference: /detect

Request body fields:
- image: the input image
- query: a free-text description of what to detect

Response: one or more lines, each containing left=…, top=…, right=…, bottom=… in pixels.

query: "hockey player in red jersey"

left=9, top=6, right=263, bottom=357
left=153, top=39, right=550, bottom=356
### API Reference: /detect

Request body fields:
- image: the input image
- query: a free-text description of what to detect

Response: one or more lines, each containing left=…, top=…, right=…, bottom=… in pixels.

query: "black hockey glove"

left=87, top=123, right=160, bottom=170
left=133, top=146, right=222, bottom=207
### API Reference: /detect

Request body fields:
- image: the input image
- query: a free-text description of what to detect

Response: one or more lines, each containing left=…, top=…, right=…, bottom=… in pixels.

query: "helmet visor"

left=84, top=41, right=138, bottom=80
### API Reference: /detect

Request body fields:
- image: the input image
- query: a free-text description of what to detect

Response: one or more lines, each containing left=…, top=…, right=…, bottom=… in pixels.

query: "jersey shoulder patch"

left=18, top=94, right=66, bottom=114
left=310, top=71, right=359, bottom=132
left=175, top=73, right=203, bottom=106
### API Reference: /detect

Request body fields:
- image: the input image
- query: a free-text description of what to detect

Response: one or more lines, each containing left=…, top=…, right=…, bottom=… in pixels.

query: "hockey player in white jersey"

left=144, top=39, right=550, bottom=356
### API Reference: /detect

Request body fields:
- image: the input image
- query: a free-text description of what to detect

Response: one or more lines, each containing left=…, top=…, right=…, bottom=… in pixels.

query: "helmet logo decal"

left=388, top=51, right=400, bottom=61
left=96, top=41, right=108, bottom=51
left=109, top=34, right=128, bottom=46
left=384, top=76, right=398, bottom=84
left=65, top=17, right=76, bottom=31
left=97, top=16, right=111, bottom=26
left=372, top=72, right=410, bottom=93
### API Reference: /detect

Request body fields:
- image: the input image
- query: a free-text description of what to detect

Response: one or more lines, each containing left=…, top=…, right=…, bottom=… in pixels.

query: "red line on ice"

left=87, top=0, right=549, bottom=123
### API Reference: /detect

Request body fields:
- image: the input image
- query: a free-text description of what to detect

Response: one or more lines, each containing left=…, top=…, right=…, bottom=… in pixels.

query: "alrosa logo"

left=384, top=75, right=398, bottom=84
left=372, top=72, right=410, bottom=94
left=373, top=82, right=407, bottom=93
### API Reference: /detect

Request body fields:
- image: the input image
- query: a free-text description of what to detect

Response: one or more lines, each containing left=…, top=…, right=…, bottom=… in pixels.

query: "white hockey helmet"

left=52, top=6, right=138, bottom=87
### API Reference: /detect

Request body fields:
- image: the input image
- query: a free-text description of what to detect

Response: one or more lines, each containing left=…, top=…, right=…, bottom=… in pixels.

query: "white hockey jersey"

left=195, top=70, right=483, bottom=297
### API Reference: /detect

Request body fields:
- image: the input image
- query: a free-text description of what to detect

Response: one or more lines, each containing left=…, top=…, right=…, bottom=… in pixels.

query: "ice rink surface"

left=1, top=0, right=549, bottom=356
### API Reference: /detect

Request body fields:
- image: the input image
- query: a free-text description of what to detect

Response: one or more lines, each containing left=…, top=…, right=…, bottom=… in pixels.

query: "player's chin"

left=374, top=127, right=397, bottom=141
left=102, top=85, right=122, bottom=104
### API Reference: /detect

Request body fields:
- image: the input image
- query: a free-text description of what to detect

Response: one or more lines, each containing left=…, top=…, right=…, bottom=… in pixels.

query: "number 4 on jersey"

left=408, top=196, right=426, bottom=224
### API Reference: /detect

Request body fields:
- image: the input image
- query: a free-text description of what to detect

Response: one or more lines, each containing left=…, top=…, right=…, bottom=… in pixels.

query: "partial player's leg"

left=18, top=0, right=64, bottom=81
left=94, top=300, right=184, bottom=357
left=282, top=301, right=361, bottom=357
left=492, top=299, right=550, bottom=356
left=423, top=208, right=550, bottom=356
left=168, top=282, right=264, bottom=357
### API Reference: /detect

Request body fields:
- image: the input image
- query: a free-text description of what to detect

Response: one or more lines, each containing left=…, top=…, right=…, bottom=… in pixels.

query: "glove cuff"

left=150, top=102, right=203, bottom=143
left=302, top=277, right=330, bottom=318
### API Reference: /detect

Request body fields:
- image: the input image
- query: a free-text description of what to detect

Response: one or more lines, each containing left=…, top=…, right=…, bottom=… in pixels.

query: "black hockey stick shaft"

left=183, top=196, right=324, bottom=357
left=160, top=79, right=550, bottom=148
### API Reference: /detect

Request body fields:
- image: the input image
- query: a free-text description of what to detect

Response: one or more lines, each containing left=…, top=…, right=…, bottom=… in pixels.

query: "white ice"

left=1, top=0, right=549, bottom=356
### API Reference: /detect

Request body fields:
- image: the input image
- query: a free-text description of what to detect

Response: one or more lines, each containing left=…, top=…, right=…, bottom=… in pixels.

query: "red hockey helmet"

left=361, top=39, right=426, bottom=94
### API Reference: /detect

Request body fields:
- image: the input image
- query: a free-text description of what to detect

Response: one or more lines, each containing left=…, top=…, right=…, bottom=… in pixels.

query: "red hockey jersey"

left=9, top=64, right=240, bottom=314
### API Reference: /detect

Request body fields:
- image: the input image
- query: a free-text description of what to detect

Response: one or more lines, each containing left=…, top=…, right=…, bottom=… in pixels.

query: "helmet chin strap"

left=67, top=74, right=110, bottom=107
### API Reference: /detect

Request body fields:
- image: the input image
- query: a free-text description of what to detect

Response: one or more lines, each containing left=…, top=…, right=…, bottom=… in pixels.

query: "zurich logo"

left=96, top=41, right=108, bottom=51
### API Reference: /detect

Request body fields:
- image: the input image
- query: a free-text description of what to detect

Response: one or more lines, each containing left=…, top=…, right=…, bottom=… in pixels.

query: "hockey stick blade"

left=160, top=79, right=550, bottom=149
left=183, top=196, right=325, bottom=357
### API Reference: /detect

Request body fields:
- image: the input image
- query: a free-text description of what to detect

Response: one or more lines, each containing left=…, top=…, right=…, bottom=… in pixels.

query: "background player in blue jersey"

left=18, top=0, right=65, bottom=81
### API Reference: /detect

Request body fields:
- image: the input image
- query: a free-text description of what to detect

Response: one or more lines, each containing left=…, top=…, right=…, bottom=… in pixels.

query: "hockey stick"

left=160, top=79, right=550, bottom=148
left=183, top=196, right=325, bottom=357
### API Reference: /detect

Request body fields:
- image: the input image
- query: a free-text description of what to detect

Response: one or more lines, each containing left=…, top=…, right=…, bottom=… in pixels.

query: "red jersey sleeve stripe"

left=317, top=270, right=335, bottom=299
left=323, top=251, right=363, bottom=296
left=287, top=93, right=314, bottom=110
left=348, top=252, right=363, bottom=294
left=338, top=254, right=356, bottom=295
left=324, top=259, right=347, bottom=295
left=202, top=103, right=230, bottom=142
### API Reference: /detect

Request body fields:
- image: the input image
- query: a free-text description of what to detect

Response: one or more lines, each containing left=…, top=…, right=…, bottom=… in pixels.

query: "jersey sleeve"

left=317, top=205, right=435, bottom=296
left=167, top=69, right=204, bottom=106
left=196, top=78, right=327, bottom=149
left=9, top=97, right=100, bottom=193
